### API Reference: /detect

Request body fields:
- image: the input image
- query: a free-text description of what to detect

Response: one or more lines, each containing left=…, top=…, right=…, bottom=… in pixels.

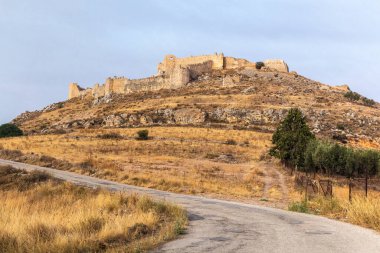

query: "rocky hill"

left=13, top=67, right=380, bottom=148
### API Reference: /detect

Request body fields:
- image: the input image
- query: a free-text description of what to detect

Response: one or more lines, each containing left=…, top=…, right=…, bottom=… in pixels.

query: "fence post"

left=348, top=178, right=352, bottom=203
left=326, top=180, right=332, bottom=199
left=304, top=176, right=308, bottom=202
left=365, top=168, right=368, bottom=198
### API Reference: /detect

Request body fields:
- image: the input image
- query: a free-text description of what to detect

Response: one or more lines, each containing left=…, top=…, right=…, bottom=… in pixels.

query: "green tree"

left=0, top=123, right=23, bottom=138
left=270, top=108, right=315, bottom=168
left=255, top=62, right=265, bottom=70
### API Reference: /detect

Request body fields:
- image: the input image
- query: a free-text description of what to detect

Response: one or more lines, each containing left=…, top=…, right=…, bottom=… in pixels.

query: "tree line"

left=270, top=108, right=380, bottom=178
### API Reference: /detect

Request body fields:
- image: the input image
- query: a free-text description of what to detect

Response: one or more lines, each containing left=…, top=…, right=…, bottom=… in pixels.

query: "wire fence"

left=294, top=172, right=379, bottom=201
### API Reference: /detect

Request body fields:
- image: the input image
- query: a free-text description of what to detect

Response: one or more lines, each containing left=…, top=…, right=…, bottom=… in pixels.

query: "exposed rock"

left=103, top=115, right=124, bottom=127
left=173, top=108, right=206, bottom=125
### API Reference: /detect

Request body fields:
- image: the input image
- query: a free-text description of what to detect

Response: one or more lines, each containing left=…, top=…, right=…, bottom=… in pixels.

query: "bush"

left=336, top=124, right=345, bottom=130
left=344, top=91, right=361, bottom=101
left=225, top=139, right=237, bottom=145
left=255, top=62, right=265, bottom=70
left=97, top=132, right=123, bottom=139
left=362, top=97, right=375, bottom=107
left=136, top=130, right=149, bottom=140
left=0, top=124, right=23, bottom=138
left=288, top=201, right=309, bottom=213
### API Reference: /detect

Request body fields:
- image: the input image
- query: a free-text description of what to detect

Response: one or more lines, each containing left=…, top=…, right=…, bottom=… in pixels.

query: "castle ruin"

left=68, top=54, right=289, bottom=99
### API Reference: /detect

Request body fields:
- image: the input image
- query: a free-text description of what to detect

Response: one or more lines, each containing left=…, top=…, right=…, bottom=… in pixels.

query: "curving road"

left=1, top=159, right=380, bottom=253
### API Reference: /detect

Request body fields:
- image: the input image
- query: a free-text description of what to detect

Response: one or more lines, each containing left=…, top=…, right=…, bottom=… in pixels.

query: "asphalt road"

left=1, top=158, right=380, bottom=253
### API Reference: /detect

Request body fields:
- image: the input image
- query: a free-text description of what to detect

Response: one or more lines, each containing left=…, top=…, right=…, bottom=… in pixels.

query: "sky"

left=0, top=0, right=380, bottom=124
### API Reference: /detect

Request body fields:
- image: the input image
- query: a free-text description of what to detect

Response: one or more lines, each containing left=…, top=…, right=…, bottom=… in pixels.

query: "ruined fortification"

left=68, top=54, right=289, bottom=99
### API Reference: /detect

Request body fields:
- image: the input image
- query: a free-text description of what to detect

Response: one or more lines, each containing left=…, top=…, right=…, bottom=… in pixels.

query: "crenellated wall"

left=68, top=54, right=289, bottom=99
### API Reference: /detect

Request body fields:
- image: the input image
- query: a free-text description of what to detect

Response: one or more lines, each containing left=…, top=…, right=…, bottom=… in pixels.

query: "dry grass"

left=0, top=166, right=187, bottom=253
left=0, top=127, right=283, bottom=202
left=289, top=185, right=380, bottom=232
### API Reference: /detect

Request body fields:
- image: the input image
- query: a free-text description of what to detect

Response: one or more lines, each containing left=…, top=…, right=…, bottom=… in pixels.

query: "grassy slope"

left=0, top=127, right=291, bottom=206
left=0, top=166, right=187, bottom=253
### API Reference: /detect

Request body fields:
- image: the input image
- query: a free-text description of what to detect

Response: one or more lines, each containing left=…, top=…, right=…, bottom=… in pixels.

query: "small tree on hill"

left=270, top=108, right=315, bottom=169
left=255, top=62, right=265, bottom=70
left=0, top=123, right=23, bottom=138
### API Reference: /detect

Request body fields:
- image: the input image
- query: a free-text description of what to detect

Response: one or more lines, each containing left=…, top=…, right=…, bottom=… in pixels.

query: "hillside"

left=13, top=66, right=380, bottom=148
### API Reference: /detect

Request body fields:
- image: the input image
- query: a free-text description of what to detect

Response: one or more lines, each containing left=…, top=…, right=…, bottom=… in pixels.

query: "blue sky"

left=1, top=0, right=379, bottom=123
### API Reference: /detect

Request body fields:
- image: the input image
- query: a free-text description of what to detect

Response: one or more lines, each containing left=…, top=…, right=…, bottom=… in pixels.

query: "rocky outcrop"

left=173, top=108, right=206, bottom=125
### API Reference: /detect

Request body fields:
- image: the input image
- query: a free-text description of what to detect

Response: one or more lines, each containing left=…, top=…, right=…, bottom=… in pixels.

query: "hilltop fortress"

left=68, top=54, right=289, bottom=99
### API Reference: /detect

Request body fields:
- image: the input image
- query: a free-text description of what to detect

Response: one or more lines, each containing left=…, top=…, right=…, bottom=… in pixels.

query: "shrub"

left=344, top=91, right=361, bottom=101
left=332, top=133, right=348, bottom=144
left=336, top=124, right=345, bottom=130
left=0, top=123, right=23, bottom=138
left=288, top=201, right=309, bottom=213
left=362, top=97, right=375, bottom=107
left=136, top=130, right=149, bottom=140
left=225, top=139, right=237, bottom=145
left=255, top=62, right=265, bottom=70
left=97, top=132, right=123, bottom=139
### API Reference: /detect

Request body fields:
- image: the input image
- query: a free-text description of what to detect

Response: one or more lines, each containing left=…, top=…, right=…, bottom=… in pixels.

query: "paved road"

left=1, top=158, right=380, bottom=253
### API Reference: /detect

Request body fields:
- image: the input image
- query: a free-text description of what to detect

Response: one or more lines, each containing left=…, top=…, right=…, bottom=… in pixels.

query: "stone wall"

left=224, top=57, right=255, bottom=69
left=264, top=59, right=289, bottom=72
left=68, top=54, right=290, bottom=99
left=68, top=83, right=81, bottom=99
left=187, top=61, right=213, bottom=79
left=158, top=53, right=224, bottom=75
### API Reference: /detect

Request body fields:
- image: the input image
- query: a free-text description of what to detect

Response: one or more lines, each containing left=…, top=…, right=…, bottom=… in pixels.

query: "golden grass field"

left=1, top=126, right=380, bottom=233
left=0, top=127, right=290, bottom=206
left=0, top=166, right=187, bottom=253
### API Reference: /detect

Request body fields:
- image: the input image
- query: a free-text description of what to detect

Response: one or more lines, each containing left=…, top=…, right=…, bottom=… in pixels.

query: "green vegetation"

left=255, top=61, right=265, bottom=70
left=362, top=97, right=375, bottom=107
left=344, top=91, right=376, bottom=107
left=344, top=91, right=361, bottom=101
left=0, top=124, right=23, bottom=138
left=97, top=132, right=123, bottom=139
left=269, top=108, right=315, bottom=168
left=136, top=129, right=149, bottom=140
left=288, top=201, right=309, bottom=213
left=304, top=140, right=380, bottom=177
left=336, top=124, right=345, bottom=130
left=271, top=108, right=380, bottom=178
